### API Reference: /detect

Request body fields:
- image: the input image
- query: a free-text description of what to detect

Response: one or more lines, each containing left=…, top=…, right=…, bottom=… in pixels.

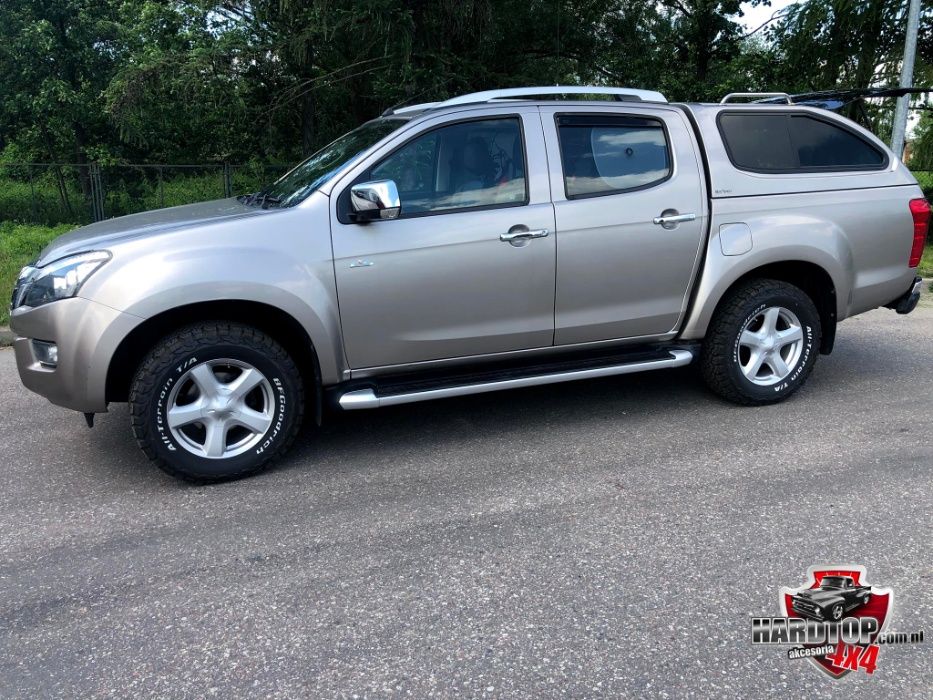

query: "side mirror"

left=350, top=180, right=401, bottom=221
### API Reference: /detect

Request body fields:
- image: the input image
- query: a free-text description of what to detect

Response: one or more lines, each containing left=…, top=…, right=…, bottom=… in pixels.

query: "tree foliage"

left=0, top=0, right=930, bottom=166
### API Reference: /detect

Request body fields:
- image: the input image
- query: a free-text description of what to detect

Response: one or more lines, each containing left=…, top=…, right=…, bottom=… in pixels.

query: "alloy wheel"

left=166, top=359, right=275, bottom=459
left=737, top=306, right=805, bottom=386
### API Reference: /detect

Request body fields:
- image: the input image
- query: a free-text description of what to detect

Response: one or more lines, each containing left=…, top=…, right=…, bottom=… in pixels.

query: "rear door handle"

left=652, top=213, right=696, bottom=226
left=500, top=228, right=549, bottom=242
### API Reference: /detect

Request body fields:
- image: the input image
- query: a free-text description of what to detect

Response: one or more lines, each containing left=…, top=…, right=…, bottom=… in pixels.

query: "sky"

left=740, top=0, right=801, bottom=32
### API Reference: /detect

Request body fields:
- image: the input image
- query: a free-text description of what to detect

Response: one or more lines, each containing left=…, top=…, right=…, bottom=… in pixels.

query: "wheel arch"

left=106, top=300, right=324, bottom=424
left=683, top=259, right=839, bottom=355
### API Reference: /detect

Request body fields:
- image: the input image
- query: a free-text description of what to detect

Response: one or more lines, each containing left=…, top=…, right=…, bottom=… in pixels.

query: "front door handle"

left=652, top=212, right=696, bottom=227
left=500, top=228, right=549, bottom=242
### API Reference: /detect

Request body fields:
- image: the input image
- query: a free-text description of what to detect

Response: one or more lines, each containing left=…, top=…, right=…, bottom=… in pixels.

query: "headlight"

left=14, top=251, right=111, bottom=309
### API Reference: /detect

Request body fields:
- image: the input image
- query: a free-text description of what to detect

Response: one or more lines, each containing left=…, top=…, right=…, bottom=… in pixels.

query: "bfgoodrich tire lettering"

left=130, top=322, right=304, bottom=482
left=701, top=279, right=821, bottom=406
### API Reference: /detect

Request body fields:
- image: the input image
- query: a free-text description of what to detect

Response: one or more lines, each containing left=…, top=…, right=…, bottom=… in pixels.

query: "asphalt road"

left=1, top=302, right=931, bottom=698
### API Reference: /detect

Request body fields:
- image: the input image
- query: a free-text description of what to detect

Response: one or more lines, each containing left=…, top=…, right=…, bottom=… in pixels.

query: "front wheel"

left=701, top=279, right=821, bottom=406
left=130, top=322, right=305, bottom=482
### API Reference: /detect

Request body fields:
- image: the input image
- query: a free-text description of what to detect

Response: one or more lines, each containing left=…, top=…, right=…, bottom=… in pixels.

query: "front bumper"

left=885, top=276, right=923, bottom=315
left=10, top=296, right=142, bottom=413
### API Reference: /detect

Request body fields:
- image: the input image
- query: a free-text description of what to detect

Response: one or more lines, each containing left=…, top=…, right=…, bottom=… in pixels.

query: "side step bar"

left=339, top=349, right=694, bottom=410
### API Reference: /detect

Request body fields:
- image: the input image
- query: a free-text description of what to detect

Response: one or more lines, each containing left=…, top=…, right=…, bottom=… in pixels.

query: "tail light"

left=908, top=198, right=930, bottom=268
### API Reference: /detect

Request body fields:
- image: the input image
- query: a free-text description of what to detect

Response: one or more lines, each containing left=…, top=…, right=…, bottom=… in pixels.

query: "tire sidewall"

left=727, top=290, right=819, bottom=402
left=147, top=342, right=296, bottom=480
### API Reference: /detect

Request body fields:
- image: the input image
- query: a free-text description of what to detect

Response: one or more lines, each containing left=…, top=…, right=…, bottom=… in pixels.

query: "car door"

left=330, top=109, right=556, bottom=369
left=540, top=105, right=707, bottom=345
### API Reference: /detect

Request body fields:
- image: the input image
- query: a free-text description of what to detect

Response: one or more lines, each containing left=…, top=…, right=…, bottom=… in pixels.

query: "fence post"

left=158, top=166, right=165, bottom=208
left=89, top=163, right=105, bottom=222
left=223, top=163, right=232, bottom=198
left=28, top=165, right=38, bottom=223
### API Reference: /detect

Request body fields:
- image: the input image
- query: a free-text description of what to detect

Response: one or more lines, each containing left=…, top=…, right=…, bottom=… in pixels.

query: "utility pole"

left=890, top=0, right=921, bottom=160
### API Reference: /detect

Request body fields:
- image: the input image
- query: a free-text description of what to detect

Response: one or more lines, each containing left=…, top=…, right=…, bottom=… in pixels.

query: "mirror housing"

left=350, top=180, right=401, bottom=221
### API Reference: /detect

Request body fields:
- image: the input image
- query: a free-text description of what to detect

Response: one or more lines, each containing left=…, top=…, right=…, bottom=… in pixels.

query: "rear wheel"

left=130, top=322, right=304, bottom=482
left=701, top=279, right=821, bottom=405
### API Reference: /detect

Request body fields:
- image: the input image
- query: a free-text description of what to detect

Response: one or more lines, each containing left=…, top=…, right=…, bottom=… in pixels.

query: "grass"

left=0, top=221, right=75, bottom=326
left=919, top=245, right=933, bottom=279
left=0, top=166, right=284, bottom=227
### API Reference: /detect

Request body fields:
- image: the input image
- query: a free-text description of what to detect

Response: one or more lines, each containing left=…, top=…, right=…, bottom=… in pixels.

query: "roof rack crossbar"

left=436, top=86, right=668, bottom=108
left=720, top=92, right=793, bottom=104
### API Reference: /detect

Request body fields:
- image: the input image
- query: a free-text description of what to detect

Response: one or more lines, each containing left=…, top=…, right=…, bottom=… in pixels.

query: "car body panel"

left=539, top=103, right=708, bottom=344
left=685, top=103, right=918, bottom=198
left=677, top=102, right=923, bottom=339
left=8, top=97, right=926, bottom=416
left=35, top=198, right=269, bottom=266
left=11, top=296, right=141, bottom=412
left=16, top=192, right=348, bottom=389
left=328, top=108, right=557, bottom=368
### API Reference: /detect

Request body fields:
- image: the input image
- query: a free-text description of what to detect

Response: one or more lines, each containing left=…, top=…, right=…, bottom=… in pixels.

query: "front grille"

left=792, top=597, right=821, bottom=617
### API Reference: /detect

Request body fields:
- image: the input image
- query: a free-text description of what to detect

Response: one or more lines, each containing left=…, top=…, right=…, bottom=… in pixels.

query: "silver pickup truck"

left=10, top=86, right=929, bottom=482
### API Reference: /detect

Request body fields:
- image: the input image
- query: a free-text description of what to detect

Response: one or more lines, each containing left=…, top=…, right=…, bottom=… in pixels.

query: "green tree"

left=0, top=0, right=125, bottom=162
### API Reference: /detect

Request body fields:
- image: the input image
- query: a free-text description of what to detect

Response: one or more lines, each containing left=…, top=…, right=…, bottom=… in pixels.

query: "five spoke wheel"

left=737, top=306, right=804, bottom=386
left=167, top=359, right=275, bottom=459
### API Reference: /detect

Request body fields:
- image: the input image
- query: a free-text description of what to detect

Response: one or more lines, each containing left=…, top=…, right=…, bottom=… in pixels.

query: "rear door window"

left=718, top=112, right=886, bottom=173
left=556, top=115, right=672, bottom=198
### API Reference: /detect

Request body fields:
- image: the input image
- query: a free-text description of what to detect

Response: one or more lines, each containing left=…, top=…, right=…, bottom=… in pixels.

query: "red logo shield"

left=780, top=565, right=892, bottom=678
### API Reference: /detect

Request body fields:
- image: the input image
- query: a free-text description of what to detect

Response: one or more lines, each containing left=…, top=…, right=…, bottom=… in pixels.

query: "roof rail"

left=436, top=86, right=668, bottom=108
left=389, top=102, right=440, bottom=115
left=720, top=92, right=793, bottom=105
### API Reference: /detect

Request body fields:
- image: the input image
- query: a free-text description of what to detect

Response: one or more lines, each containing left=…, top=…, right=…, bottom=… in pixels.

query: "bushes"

left=913, top=170, right=933, bottom=200
left=910, top=172, right=933, bottom=279
left=0, top=164, right=286, bottom=227
left=0, top=222, right=75, bottom=325
left=0, top=172, right=88, bottom=226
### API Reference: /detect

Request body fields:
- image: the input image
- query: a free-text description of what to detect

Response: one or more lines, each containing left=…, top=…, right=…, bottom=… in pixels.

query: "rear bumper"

left=885, top=276, right=923, bottom=315
left=10, top=296, right=142, bottom=413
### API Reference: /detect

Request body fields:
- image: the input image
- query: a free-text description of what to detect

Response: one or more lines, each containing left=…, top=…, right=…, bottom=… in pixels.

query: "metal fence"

left=0, top=162, right=291, bottom=226
left=913, top=169, right=933, bottom=194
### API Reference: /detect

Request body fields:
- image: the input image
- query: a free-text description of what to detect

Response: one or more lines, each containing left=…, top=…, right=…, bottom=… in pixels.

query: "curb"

left=0, top=326, right=13, bottom=348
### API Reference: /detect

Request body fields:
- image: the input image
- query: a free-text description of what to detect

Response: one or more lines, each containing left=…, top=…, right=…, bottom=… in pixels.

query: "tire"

left=701, top=279, right=821, bottom=406
left=130, top=322, right=305, bottom=482
left=829, top=602, right=845, bottom=622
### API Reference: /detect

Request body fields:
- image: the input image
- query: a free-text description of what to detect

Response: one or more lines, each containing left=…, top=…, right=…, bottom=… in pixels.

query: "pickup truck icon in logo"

left=790, top=575, right=872, bottom=621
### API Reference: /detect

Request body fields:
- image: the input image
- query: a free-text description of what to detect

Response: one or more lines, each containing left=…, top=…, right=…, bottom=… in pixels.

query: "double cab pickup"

left=10, top=86, right=929, bottom=481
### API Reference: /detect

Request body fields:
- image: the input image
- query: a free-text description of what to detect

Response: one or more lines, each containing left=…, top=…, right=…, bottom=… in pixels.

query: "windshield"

left=249, top=118, right=405, bottom=208
left=820, top=577, right=848, bottom=589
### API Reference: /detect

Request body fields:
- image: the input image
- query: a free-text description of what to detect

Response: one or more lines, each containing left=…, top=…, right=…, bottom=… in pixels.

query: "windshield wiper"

left=241, top=191, right=283, bottom=209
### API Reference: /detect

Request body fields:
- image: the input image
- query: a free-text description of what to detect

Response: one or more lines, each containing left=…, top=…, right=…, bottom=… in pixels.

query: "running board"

left=338, top=349, right=694, bottom=410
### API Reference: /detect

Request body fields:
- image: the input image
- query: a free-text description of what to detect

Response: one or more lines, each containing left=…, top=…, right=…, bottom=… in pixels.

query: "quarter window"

left=718, top=113, right=886, bottom=172
left=364, top=117, right=527, bottom=216
left=556, top=115, right=672, bottom=198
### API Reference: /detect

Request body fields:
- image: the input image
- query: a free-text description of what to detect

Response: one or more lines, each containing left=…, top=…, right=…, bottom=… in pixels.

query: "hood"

left=796, top=589, right=843, bottom=604
left=36, top=198, right=277, bottom=266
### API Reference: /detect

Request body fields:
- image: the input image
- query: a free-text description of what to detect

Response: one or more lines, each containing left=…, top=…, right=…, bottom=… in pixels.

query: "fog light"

left=32, top=340, right=58, bottom=368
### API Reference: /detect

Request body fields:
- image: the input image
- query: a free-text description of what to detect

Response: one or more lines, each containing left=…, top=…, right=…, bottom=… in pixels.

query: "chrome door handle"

left=500, top=228, right=549, bottom=242
left=652, top=213, right=696, bottom=226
